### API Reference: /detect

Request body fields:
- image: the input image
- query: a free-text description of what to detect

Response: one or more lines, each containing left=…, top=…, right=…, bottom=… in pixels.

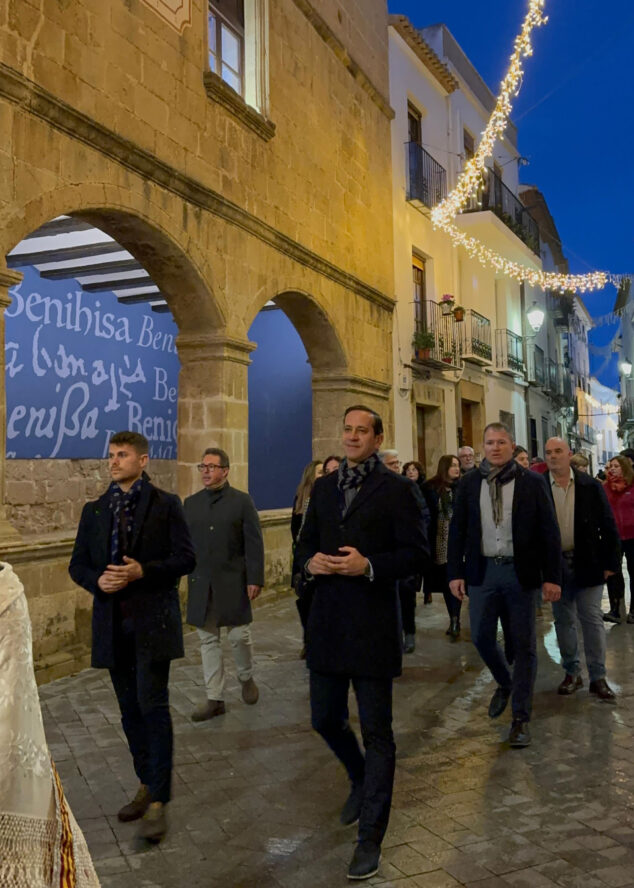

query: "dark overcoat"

left=447, top=465, right=562, bottom=589
left=184, top=483, right=265, bottom=628
left=295, top=463, right=429, bottom=679
left=68, top=479, right=196, bottom=668
left=545, top=468, right=621, bottom=586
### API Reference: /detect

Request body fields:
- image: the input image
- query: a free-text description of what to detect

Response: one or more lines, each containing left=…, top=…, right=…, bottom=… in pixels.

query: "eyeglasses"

left=197, top=463, right=228, bottom=472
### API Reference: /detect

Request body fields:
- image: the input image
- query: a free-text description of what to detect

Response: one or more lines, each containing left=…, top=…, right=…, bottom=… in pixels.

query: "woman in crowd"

left=603, top=455, right=634, bottom=623
left=0, top=561, right=101, bottom=887
left=401, top=461, right=430, bottom=611
left=322, top=455, right=341, bottom=475
left=291, top=460, right=324, bottom=654
left=513, top=445, right=529, bottom=468
left=422, top=454, right=462, bottom=638
left=570, top=453, right=589, bottom=473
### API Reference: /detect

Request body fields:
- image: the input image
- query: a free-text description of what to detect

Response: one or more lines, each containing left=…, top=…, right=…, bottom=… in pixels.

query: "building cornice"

left=292, top=0, right=395, bottom=120
left=388, top=16, right=459, bottom=94
left=0, top=63, right=394, bottom=313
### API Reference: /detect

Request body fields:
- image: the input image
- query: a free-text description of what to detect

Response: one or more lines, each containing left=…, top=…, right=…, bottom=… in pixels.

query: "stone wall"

left=5, top=459, right=178, bottom=536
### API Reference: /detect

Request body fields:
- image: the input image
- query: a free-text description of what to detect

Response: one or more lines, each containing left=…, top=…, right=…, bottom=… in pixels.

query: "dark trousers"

left=109, top=623, right=173, bottom=804
left=398, top=575, right=420, bottom=635
left=310, top=671, right=395, bottom=846
left=606, top=538, right=634, bottom=612
left=468, top=560, right=537, bottom=722
left=428, top=562, right=462, bottom=621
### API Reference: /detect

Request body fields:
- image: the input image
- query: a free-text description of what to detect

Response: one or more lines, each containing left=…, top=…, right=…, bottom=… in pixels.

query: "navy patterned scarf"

left=108, top=478, right=143, bottom=563
left=337, top=452, right=380, bottom=492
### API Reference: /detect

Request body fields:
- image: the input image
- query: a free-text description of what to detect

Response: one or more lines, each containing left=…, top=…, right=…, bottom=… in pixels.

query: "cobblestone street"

left=40, top=593, right=634, bottom=888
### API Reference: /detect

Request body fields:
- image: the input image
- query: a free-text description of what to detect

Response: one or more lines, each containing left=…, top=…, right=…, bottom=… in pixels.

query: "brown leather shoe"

left=240, top=677, right=259, bottom=705
left=557, top=674, right=583, bottom=695
left=191, top=700, right=226, bottom=722
left=137, top=802, right=168, bottom=843
left=118, top=784, right=150, bottom=822
left=589, top=678, right=617, bottom=703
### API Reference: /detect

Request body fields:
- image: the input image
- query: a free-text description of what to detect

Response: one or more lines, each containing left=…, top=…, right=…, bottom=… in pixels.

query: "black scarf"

left=337, top=452, right=380, bottom=492
left=108, top=478, right=143, bottom=563
left=479, top=458, right=517, bottom=526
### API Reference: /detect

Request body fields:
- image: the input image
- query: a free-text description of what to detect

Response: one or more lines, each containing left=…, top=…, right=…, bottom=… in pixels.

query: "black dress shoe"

left=449, top=617, right=460, bottom=639
left=628, top=612, right=634, bottom=624
left=557, top=674, right=583, bottom=695
left=589, top=678, right=617, bottom=703
left=603, top=610, right=622, bottom=624
left=509, top=720, right=531, bottom=748
left=347, top=841, right=381, bottom=880
left=488, top=686, right=511, bottom=719
left=340, top=783, right=363, bottom=826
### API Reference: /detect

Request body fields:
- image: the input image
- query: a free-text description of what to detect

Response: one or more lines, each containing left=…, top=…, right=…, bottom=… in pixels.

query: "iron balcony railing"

left=620, top=398, right=634, bottom=427
left=495, top=328, right=524, bottom=375
left=547, top=359, right=558, bottom=394
left=578, top=422, right=597, bottom=445
left=561, top=371, right=574, bottom=403
left=406, top=142, right=447, bottom=210
left=413, top=299, right=460, bottom=369
left=460, top=309, right=492, bottom=364
left=464, top=167, right=540, bottom=255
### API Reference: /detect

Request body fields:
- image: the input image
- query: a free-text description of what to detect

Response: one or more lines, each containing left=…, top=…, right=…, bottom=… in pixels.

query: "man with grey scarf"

left=447, top=423, right=562, bottom=748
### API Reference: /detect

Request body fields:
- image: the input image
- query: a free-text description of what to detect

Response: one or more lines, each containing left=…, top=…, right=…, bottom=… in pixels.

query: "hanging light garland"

left=430, top=0, right=612, bottom=294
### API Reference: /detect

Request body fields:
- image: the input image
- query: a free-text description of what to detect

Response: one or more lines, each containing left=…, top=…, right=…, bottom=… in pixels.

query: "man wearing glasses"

left=184, top=448, right=265, bottom=721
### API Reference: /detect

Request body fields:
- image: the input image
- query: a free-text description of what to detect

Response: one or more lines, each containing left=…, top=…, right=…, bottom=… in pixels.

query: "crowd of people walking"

left=3, top=411, right=632, bottom=885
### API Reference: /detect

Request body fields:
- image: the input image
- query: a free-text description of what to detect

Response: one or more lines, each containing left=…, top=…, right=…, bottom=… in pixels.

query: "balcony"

left=561, top=371, right=574, bottom=403
left=546, top=290, right=574, bottom=327
left=459, top=309, right=493, bottom=365
left=406, top=142, right=447, bottom=212
left=547, top=358, right=559, bottom=394
left=464, top=168, right=540, bottom=255
left=495, top=329, right=524, bottom=376
left=412, top=299, right=460, bottom=370
left=619, top=398, right=634, bottom=430
left=578, top=422, right=597, bottom=445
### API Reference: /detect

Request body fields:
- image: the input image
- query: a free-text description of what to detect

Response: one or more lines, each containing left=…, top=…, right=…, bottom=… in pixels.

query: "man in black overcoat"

left=296, top=405, right=428, bottom=881
left=448, top=422, right=562, bottom=749
left=69, top=431, right=195, bottom=842
left=184, top=447, right=265, bottom=721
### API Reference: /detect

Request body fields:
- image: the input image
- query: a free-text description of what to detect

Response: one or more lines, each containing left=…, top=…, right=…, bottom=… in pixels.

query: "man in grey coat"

left=184, top=447, right=265, bottom=721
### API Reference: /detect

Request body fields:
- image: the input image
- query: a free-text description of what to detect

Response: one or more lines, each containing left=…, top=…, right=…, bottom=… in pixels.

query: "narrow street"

left=41, top=593, right=634, bottom=887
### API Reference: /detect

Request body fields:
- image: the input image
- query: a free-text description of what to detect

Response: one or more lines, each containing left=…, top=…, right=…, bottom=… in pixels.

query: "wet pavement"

left=40, top=593, right=634, bottom=887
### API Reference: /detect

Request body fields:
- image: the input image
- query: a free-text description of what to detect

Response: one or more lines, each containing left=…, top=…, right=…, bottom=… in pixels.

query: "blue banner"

left=5, top=266, right=180, bottom=459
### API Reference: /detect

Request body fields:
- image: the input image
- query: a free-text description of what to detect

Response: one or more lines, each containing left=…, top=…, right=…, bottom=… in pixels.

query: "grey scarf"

left=479, top=458, right=517, bottom=526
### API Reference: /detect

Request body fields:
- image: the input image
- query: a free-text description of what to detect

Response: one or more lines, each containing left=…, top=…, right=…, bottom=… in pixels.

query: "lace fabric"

left=0, top=562, right=100, bottom=887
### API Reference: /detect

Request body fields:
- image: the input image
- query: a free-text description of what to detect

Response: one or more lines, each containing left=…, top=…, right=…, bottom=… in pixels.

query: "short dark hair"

left=109, top=431, right=149, bottom=455
left=483, top=422, right=513, bottom=443
left=343, top=404, right=384, bottom=437
left=512, top=445, right=527, bottom=457
left=203, top=447, right=230, bottom=468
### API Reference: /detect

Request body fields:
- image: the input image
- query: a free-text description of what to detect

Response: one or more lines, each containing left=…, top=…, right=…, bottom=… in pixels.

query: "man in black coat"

left=448, top=422, right=562, bottom=749
left=69, top=431, right=195, bottom=842
left=296, top=405, right=428, bottom=881
left=184, top=447, right=264, bottom=721
left=544, top=437, right=620, bottom=701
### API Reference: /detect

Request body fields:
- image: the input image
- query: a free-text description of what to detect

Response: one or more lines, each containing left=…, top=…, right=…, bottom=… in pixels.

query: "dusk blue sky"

left=388, top=0, right=633, bottom=385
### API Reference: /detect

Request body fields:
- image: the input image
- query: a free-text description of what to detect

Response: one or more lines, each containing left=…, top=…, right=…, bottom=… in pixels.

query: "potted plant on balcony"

left=440, top=293, right=455, bottom=315
left=453, top=304, right=465, bottom=322
left=412, top=329, right=435, bottom=360
left=442, top=349, right=454, bottom=364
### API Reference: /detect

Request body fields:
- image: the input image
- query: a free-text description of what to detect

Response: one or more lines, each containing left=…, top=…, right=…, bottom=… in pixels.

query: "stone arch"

left=1, top=183, right=227, bottom=335
left=270, top=289, right=349, bottom=374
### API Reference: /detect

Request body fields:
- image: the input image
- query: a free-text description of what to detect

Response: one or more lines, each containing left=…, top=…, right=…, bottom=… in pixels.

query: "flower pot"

left=442, top=355, right=453, bottom=364
left=416, top=347, right=431, bottom=360
left=453, top=307, right=465, bottom=322
left=441, top=302, right=454, bottom=316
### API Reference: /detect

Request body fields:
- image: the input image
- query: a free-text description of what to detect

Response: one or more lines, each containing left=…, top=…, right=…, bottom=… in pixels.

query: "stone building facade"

left=0, top=0, right=396, bottom=677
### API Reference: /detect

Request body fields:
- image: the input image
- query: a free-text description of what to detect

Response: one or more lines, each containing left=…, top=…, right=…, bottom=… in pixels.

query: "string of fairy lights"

left=430, top=0, right=628, bottom=295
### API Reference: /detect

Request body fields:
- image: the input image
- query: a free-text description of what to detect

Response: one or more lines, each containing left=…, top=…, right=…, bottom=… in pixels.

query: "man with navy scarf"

left=69, top=431, right=195, bottom=842
left=296, top=405, right=428, bottom=881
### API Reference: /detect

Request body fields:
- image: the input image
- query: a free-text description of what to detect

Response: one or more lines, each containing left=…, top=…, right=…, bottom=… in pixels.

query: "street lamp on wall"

left=620, top=359, right=633, bottom=377
left=526, top=301, right=545, bottom=334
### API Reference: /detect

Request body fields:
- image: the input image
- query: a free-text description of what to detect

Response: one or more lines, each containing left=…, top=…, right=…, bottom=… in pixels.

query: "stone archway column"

left=0, top=269, right=23, bottom=546
left=311, top=372, right=392, bottom=457
left=176, top=333, right=254, bottom=498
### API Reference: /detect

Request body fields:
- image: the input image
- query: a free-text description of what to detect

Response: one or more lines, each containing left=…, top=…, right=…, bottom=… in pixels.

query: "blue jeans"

left=552, top=560, right=606, bottom=682
left=468, top=559, right=537, bottom=722
left=310, top=671, right=395, bottom=846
